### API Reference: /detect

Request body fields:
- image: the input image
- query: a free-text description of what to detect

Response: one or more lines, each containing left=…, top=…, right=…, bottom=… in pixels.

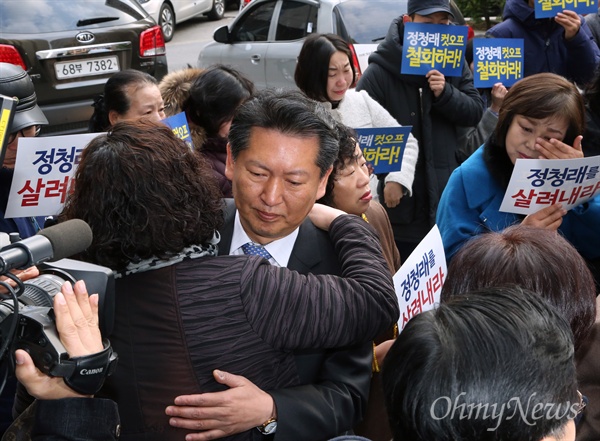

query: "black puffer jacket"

left=357, top=18, right=483, bottom=244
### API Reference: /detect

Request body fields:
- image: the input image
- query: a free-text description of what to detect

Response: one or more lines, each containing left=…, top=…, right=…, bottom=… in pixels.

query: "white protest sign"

left=5, top=133, right=100, bottom=218
left=499, top=156, right=600, bottom=215
left=393, top=225, right=446, bottom=333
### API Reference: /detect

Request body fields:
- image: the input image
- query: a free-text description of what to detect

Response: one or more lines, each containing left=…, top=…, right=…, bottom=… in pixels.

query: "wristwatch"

left=256, top=416, right=277, bottom=435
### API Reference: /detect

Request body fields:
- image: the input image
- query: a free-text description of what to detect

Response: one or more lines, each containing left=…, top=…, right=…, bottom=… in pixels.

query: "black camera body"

left=0, top=258, right=115, bottom=378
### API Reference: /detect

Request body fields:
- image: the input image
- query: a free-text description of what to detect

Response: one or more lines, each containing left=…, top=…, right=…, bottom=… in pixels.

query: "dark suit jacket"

left=219, top=200, right=373, bottom=441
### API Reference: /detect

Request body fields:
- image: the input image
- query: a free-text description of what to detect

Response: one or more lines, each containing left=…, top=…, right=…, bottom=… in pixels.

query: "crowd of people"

left=1, top=0, right=600, bottom=440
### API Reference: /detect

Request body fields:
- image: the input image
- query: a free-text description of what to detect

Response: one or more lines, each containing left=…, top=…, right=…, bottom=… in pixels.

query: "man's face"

left=410, top=11, right=451, bottom=24
left=226, top=127, right=332, bottom=245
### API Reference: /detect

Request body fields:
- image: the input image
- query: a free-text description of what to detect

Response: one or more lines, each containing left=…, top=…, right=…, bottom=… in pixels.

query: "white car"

left=198, top=0, right=469, bottom=89
left=138, top=0, right=226, bottom=41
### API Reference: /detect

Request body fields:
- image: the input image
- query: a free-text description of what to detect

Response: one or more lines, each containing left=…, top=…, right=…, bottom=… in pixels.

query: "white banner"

left=500, top=156, right=600, bottom=215
left=393, top=225, right=446, bottom=333
left=5, top=133, right=99, bottom=218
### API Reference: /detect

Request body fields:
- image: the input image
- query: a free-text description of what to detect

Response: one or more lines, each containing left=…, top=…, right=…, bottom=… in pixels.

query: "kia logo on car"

left=76, top=32, right=95, bottom=43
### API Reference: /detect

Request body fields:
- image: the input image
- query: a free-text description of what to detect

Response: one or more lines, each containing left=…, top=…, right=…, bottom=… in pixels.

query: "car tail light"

left=139, top=25, right=166, bottom=57
left=240, top=0, right=253, bottom=9
left=0, top=44, right=27, bottom=70
left=348, top=43, right=362, bottom=87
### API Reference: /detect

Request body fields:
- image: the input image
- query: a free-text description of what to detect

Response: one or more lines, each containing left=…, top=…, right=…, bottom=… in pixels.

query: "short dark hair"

left=441, top=225, right=596, bottom=350
left=383, top=286, right=578, bottom=441
left=228, top=89, right=339, bottom=177
left=89, top=70, right=159, bottom=132
left=484, top=73, right=585, bottom=187
left=60, top=119, right=223, bottom=270
left=318, top=122, right=359, bottom=206
left=183, top=65, right=255, bottom=137
left=294, top=33, right=356, bottom=103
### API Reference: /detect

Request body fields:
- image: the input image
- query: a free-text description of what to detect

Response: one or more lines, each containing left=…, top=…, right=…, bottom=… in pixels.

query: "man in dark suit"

left=166, top=90, right=373, bottom=440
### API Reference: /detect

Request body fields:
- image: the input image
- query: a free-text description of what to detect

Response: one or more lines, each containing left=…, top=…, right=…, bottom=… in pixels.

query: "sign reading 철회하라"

left=401, top=22, right=467, bottom=77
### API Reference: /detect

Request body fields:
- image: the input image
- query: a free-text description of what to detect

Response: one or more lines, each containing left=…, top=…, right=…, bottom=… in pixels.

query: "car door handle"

left=250, top=54, right=261, bottom=64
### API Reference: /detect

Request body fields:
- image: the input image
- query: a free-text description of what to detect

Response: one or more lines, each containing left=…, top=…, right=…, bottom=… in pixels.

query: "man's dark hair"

left=441, top=225, right=596, bottom=350
left=60, top=119, right=223, bottom=270
left=294, top=33, right=356, bottom=103
left=383, top=286, right=578, bottom=441
left=228, top=89, right=339, bottom=177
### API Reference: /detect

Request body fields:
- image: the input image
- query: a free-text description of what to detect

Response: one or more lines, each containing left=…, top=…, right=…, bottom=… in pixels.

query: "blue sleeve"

left=436, top=167, right=486, bottom=261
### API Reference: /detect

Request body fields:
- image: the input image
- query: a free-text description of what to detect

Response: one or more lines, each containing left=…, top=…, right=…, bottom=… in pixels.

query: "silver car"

left=198, top=0, right=468, bottom=89
left=138, top=0, right=226, bottom=41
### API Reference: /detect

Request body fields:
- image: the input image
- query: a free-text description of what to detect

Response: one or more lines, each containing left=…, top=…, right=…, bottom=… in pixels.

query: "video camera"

left=0, top=219, right=117, bottom=395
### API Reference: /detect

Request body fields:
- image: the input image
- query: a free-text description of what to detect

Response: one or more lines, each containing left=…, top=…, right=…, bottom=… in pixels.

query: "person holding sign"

left=487, top=0, right=599, bottom=87
left=356, top=0, right=484, bottom=260
left=0, top=63, right=49, bottom=239
left=294, top=33, right=419, bottom=213
left=317, top=123, right=400, bottom=441
left=436, top=73, right=600, bottom=265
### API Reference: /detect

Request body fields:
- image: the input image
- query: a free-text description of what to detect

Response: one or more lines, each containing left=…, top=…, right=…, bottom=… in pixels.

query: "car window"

left=232, top=0, right=276, bottom=42
left=335, top=0, right=408, bottom=44
left=335, top=0, right=465, bottom=44
left=275, top=1, right=318, bottom=41
left=0, top=0, right=146, bottom=34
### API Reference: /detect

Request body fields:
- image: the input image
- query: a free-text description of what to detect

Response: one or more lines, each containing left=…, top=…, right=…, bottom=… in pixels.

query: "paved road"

left=165, top=10, right=238, bottom=72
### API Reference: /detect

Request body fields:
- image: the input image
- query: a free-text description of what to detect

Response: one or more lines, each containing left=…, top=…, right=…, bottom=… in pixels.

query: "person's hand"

left=308, top=203, right=346, bottom=231
left=489, top=83, right=508, bottom=114
left=555, top=10, right=581, bottom=40
left=426, top=69, right=446, bottom=98
left=383, top=182, right=404, bottom=208
left=534, top=135, right=583, bottom=159
left=0, top=266, right=40, bottom=294
left=522, top=203, right=566, bottom=230
left=15, top=280, right=104, bottom=400
left=166, top=370, right=275, bottom=440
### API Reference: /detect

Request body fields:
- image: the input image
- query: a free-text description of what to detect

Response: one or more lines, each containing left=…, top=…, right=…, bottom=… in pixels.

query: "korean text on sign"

left=162, top=112, right=194, bottom=150
left=5, top=133, right=99, bottom=218
left=534, top=0, right=596, bottom=19
left=401, top=22, right=468, bottom=77
left=473, top=38, right=524, bottom=88
left=393, top=225, right=447, bottom=332
left=355, top=126, right=413, bottom=174
left=499, top=157, right=600, bottom=215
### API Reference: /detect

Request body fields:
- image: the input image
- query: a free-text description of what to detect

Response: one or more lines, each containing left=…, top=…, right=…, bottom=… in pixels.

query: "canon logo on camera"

left=80, top=367, right=104, bottom=375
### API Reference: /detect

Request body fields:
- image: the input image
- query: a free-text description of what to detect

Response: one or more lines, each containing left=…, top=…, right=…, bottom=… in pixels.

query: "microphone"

left=0, top=219, right=93, bottom=274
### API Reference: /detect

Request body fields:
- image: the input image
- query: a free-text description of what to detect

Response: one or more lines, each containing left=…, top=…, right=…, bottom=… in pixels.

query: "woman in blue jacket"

left=437, top=73, right=600, bottom=263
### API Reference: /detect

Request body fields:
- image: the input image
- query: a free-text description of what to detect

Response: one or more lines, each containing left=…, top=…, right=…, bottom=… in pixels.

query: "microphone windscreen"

left=37, top=219, right=93, bottom=260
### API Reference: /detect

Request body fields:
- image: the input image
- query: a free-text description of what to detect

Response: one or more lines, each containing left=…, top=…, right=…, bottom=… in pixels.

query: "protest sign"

left=162, top=112, right=194, bottom=149
left=393, top=225, right=446, bottom=332
left=401, top=22, right=467, bottom=77
left=5, top=133, right=99, bottom=218
left=500, top=156, right=600, bottom=215
left=534, top=0, right=597, bottom=19
left=473, top=38, right=523, bottom=88
left=355, top=126, right=412, bottom=173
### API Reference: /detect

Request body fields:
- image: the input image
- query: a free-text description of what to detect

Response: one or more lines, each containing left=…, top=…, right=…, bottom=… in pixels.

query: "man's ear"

left=225, top=143, right=235, bottom=180
left=316, top=165, right=333, bottom=200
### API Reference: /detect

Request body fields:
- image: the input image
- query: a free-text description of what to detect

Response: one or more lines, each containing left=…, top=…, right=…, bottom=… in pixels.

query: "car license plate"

left=55, top=56, right=120, bottom=79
